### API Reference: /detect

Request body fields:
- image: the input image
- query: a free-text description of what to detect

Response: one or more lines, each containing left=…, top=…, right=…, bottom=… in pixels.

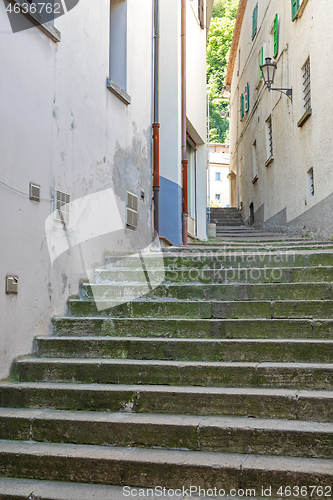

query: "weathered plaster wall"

left=159, top=0, right=208, bottom=245
left=0, top=0, right=153, bottom=379
left=229, top=0, right=333, bottom=239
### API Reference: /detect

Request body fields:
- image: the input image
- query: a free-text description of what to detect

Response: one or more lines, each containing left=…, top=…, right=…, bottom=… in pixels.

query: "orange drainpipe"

left=181, top=0, right=188, bottom=245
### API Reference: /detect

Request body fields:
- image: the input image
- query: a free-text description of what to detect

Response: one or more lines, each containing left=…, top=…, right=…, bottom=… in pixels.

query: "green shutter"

left=245, top=83, right=249, bottom=113
left=291, top=0, right=299, bottom=21
left=240, top=93, right=244, bottom=120
left=273, top=14, right=279, bottom=58
left=252, top=3, right=258, bottom=39
left=258, top=47, right=263, bottom=80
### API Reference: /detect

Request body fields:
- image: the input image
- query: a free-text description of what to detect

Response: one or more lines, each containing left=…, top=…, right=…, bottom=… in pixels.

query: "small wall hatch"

left=29, top=183, right=40, bottom=202
left=54, top=190, right=70, bottom=224
left=6, top=276, right=18, bottom=294
left=126, top=191, right=138, bottom=229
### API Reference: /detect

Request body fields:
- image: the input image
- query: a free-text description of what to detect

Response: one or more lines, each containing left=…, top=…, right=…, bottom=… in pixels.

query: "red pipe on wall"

left=181, top=0, right=188, bottom=245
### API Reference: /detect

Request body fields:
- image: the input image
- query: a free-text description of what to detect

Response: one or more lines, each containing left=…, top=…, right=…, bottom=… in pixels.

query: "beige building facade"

left=208, top=143, right=231, bottom=208
left=227, top=0, right=333, bottom=237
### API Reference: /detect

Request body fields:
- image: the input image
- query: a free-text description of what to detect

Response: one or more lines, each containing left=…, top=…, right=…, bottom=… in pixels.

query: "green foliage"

left=207, top=0, right=238, bottom=143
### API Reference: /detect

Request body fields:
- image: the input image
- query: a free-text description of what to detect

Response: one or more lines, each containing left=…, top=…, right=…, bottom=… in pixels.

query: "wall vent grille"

left=29, top=183, right=40, bottom=202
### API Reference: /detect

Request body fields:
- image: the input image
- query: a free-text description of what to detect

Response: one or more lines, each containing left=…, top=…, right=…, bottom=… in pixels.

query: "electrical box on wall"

left=6, top=276, right=18, bottom=294
left=29, top=183, right=40, bottom=202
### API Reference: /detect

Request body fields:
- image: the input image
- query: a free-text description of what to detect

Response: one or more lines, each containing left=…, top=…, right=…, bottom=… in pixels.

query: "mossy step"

left=1, top=383, right=332, bottom=420
left=14, top=358, right=333, bottom=390
left=67, top=299, right=333, bottom=320
left=95, top=266, right=333, bottom=284
left=0, top=441, right=332, bottom=494
left=81, top=282, right=333, bottom=301
left=34, top=337, right=333, bottom=363
left=51, top=317, right=333, bottom=339
left=104, top=252, right=333, bottom=270
left=1, top=408, right=333, bottom=458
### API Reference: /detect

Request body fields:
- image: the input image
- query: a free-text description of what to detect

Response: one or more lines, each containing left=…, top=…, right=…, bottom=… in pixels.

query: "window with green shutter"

left=240, top=94, right=244, bottom=120
left=258, top=47, right=263, bottom=80
left=273, top=14, right=279, bottom=57
left=245, top=83, right=250, bottom=113
left=291, top=0, right=299, bottom=21
left=252, top=3, right=258, bottom=39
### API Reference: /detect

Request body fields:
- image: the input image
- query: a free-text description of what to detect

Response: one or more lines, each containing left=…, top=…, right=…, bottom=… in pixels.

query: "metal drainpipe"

left=181, top=0, right=188, bottom=246
left=153, top=0, right=160, bottom=236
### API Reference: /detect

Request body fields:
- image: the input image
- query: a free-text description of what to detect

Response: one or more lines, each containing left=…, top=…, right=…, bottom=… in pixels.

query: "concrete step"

left=95, top=266, right=333, bottom=284
left=34, top=337, right=333, bottom=363
left=14, top=358, right=333, bottom=390
left=81, top=282, right=333, bottom=301
left=0, top=441, right=332, bottom=493
left=1, top=408, right=332, bottom=458
left=51, top=317, right=333, bottom=339
left=1, top=383, right=333, bottom=421
left=66, top=299, right=333, bottom=320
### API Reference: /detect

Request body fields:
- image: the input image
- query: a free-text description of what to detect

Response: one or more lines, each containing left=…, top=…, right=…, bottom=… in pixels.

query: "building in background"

left=208, top=143, right=230, bottom=208
left=159, top=0, right=214, bottom=244
left=227, top=0, right=333, bottom=237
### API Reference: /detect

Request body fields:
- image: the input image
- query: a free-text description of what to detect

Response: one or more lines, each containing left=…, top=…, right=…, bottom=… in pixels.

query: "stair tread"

left=1, top=408, right=333, bottom=432
left=0, top=478, right=129, bottom=500
left=3, top=382, right=333, bottom=397
left=0, top=440, right=333, bottom=473
left=35, top=336, right=333, bottom=344
left=16, top=358, right=333, bottom=369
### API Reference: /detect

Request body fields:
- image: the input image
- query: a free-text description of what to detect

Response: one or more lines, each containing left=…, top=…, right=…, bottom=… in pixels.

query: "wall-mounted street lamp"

left=260, top=57, right=292, bottom=100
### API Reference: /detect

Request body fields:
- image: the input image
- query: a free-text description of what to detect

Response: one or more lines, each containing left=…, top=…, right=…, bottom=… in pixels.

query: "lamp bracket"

left=268, top=86, right=293, bottom=101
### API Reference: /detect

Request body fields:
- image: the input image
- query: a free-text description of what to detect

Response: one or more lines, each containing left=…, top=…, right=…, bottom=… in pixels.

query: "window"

left=258, top=48, right=263, bottom=81
left=265, top=116, right=273, bottom=162
left=126, top=192, right=138, bottom=229
left=240, top=93, right=244, bottom=120
left=252, top=3, right=258, bottom=39
left=215, top=194, right=221, bottom=201
left=291, top=0, right=299, bottom=21
left=108, top=0, right=129, bottom=102
left=302, top=58, right=311, bottom=112
left=215, top=172, right=221, bottom=181
left=252, top=141, right=258, bottom=182
left=54, top=190, right=70, bottom=224
left=307, top=168, right=314, bottom=198
left=244, top=83, right=250, bottom=113
left=273, top=14, right=279, bottom=58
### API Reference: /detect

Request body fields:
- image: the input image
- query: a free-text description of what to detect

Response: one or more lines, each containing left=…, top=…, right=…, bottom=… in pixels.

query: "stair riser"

left=51, top=318, right=333, bottom=339
left=1, top=417, right=332, bottom=459
left=95, top=267, right=333, bottom=284
left=81, top=283, right=333, bottom=302
left=34, top=338, right=333, bottom=363
left=1, top=452, right=331, bottom=495
left=1, top=387, right=333, bottom=422
left=102, top=254, right=333, bottom=270
left=67, top=300, right=333, bottom=320
left=15, top=363, right=333, bottom=390
left=83, top=283, right=333, bottom=301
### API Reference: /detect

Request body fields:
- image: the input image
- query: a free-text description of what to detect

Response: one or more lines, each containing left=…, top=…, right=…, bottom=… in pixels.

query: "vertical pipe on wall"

left=181, top=0, right=188, bottom=245
left=153, top=0, right=160, bottom=236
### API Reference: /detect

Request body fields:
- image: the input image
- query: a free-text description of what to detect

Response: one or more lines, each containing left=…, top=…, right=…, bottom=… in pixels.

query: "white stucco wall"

left=0, top=0, right=153, bottom=379
left=229, top=0, right=333, bottom=237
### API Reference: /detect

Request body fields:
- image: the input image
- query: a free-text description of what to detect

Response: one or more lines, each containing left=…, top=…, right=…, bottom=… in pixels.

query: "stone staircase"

left=1, top=234, right=333, bottom=499
left=210, top=207, right=244, bottom=228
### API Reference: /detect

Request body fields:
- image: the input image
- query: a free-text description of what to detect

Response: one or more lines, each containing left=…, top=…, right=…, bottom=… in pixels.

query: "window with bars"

left=307, top=168, right=314, bottom=198
left=265, top=116, right=273, bottom=160
left=54, top=190, right=70, bottom=224
left=302, top=58, right=311, bottom=112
